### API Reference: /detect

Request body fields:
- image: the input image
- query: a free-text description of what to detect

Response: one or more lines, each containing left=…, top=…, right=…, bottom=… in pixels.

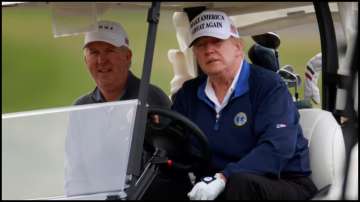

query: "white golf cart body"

left=2, top=2, right=358, bottom=200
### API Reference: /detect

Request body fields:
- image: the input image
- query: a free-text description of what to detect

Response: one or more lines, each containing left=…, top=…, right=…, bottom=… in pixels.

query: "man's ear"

left=237, top=38, right=245, bottom=50
left=83, top=49, right=89, bottom=66
left=233, top=38, right=244, bottom=57
left=127, top=49, right=132, bottom=61
left=84, top=55, right=88, bottom=66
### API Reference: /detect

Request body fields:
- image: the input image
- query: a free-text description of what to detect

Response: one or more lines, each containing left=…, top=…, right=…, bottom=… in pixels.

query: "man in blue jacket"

left=172, top=10, right=318, bottom=200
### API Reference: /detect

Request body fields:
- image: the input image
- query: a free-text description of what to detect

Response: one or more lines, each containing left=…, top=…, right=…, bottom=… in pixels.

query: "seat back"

left=298, top=108, right=346, bottom=190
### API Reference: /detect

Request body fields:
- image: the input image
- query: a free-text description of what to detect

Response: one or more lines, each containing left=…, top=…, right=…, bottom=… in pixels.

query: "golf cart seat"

left=298, top=108, right=346, bottom=198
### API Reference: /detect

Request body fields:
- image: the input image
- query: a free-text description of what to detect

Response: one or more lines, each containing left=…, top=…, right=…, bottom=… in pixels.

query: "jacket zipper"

left=214, top=112, right=220, bottom=131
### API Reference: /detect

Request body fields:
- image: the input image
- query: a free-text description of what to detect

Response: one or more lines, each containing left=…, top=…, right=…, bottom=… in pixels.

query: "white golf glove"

left=187, top=173, right=226, bottom=200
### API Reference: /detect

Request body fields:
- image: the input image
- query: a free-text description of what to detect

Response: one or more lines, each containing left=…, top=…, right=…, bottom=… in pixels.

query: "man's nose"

left=97, top=52, right=108, bottom=64
left=204, top=42, right=216, bottom=54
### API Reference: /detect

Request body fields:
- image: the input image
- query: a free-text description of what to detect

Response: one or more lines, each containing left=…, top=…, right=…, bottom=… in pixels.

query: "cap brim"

left=188, top=32, right=230, bottom=48
left=83, top=32, right=126, bottom=49
left=83, top=40, right=119, bottom=49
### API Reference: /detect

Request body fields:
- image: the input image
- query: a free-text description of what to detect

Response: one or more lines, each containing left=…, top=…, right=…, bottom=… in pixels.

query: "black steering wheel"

left=144, top=107, right=211, bottom=173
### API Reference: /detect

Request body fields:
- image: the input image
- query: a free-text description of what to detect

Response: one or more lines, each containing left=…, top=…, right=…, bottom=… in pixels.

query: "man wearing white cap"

left=171, top=10, right=318, bottom=200
left=75, top=20, right=170, bottom=107
left=65, top=20, right=171, bottom=196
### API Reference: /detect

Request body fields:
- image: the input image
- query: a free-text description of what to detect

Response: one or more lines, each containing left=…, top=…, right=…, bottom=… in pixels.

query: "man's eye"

left=215, top=39, right=222, bottom=44
left=106, top=49, right=115, bottom=53
left=194, top=42, right=205, bottom=48
left=89, top=50, right=98, bottom=55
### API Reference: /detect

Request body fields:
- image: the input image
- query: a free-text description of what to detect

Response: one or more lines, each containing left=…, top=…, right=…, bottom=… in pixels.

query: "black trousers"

left=142, top=171, right=318, bottom=200
left=220, top=172, right=318, bottom=200
left=142, top=171, right=192, bottom=200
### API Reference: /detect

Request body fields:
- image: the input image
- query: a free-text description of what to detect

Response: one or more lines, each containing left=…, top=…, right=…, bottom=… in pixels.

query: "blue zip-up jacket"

left=172, top=60, right=311, bottom=179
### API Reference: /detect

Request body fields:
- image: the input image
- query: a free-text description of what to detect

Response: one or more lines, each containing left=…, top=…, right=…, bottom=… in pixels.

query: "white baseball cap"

left=189, top=10, right=239, bottom=47
left=83, top=20, right=129, bottom=48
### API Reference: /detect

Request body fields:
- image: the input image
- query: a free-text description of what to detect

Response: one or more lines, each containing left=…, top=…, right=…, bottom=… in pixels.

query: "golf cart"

left=2, top=2, right=358, bottom=200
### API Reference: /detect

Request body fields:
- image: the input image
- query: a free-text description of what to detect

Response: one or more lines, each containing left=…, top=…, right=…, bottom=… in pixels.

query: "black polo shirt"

left=74, top=71, right=171, bottom=108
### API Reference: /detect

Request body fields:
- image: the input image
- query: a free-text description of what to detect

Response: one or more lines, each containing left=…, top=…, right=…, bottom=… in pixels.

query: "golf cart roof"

left=2, top=2, right=339, bottom=35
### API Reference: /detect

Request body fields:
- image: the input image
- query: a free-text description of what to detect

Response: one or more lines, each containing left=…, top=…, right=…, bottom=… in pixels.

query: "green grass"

left=2, top=6, right=322, bottom=113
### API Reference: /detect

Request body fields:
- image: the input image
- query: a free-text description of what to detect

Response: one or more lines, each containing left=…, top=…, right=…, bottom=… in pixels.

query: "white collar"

left=205, top=59, right=243, bottom=113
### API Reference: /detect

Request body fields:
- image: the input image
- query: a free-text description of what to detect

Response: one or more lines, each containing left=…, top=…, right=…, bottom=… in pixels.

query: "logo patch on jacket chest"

left=234, top=112, right=247, bottom=127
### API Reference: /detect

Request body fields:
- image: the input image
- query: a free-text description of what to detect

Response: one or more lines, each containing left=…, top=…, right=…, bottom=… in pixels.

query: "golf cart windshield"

left=2, top=100, right=138, bottom=199
left=2, top=1, right=358, bottom=200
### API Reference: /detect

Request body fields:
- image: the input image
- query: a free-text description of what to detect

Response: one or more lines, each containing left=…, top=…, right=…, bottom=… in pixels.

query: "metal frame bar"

left=313, top=1, right=339, bottom=114
left=125, top=1, right=161, bottom=198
